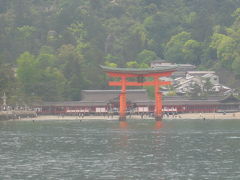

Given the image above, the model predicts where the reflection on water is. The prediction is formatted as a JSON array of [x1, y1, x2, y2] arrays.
[[118, 121, 129, 148], [119, 121, 128, 129], [1, 119, 240, 179], [155, 121, 164, 129]]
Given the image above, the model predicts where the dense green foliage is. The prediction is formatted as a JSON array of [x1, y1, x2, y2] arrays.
[[1, 0, 240, 103]]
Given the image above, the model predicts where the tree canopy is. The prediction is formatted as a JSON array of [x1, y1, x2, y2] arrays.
[[0, 0, 240, 103]]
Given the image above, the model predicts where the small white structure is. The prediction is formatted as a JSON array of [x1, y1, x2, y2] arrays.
[[201, 73, 219, 85], [137, 106, 149, 113], [212, 85, 232, 94], [186, 71, 215, 76], [175, 77, 202, 94], [186, 71, 219, 85]]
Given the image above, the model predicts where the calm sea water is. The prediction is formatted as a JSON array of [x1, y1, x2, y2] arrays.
[[1, 119, 240, 179]]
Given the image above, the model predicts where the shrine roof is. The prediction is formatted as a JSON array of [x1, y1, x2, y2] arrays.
[[100, 65, 177, 75]]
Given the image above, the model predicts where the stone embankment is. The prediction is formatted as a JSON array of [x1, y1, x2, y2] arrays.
[[0, 111, 37, 120]]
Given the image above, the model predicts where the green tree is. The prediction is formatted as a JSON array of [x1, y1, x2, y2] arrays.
[[104, 54, 120, 65], [16, 52, 39, 95], [34, 67, 66, 101], [143, 10, 185, 56], [67, 22, 88, 50], [232, 56, 240, 76], [164, 31, 192, 63], [0, 63, 16, 96], [210, 33, 236, 69], [126, 61, 139, 68], [136, 49, 157, 64], [126, 61, 149, 68], [17, 52, 66, 101], [104, 61, 118, 68], [58, 44, 87, 100], [182, 39, 202, 65]]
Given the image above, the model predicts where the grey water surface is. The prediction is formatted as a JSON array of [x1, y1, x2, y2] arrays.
[[1, 119, 240, 179]]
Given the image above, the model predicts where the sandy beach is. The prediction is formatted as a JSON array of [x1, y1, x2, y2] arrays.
[[168, 112, 240, 120], [8, 112, 240, 121]]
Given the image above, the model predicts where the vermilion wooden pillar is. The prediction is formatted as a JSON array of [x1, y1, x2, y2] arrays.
[[119, 76, 127, 121], [154, 76, 163, 121]]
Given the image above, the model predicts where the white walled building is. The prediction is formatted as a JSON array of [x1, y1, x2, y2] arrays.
[[150, 60, 232, 96]]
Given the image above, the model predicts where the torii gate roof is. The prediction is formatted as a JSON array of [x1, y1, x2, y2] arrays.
[[100, 65, 178, 75]]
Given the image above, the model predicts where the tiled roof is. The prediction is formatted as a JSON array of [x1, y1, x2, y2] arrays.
[[37, 90, 240, 107], [100, 65, 177, 75], [81, 89, 149, 102]]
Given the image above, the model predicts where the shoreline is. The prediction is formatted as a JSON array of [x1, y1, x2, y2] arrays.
[[5, 112, 240, 122]]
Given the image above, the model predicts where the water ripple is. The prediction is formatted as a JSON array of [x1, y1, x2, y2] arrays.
[[1, 120, 240, 179]]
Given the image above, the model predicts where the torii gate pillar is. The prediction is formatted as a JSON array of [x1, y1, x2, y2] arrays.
[[154, 76, 163, 121], [119, 76, 127, 121]]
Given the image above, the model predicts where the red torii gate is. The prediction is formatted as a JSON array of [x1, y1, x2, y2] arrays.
[[100, 65, 177, 121]]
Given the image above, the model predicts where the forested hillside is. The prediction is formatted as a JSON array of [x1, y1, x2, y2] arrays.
[[1, 0, 240, 104]]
